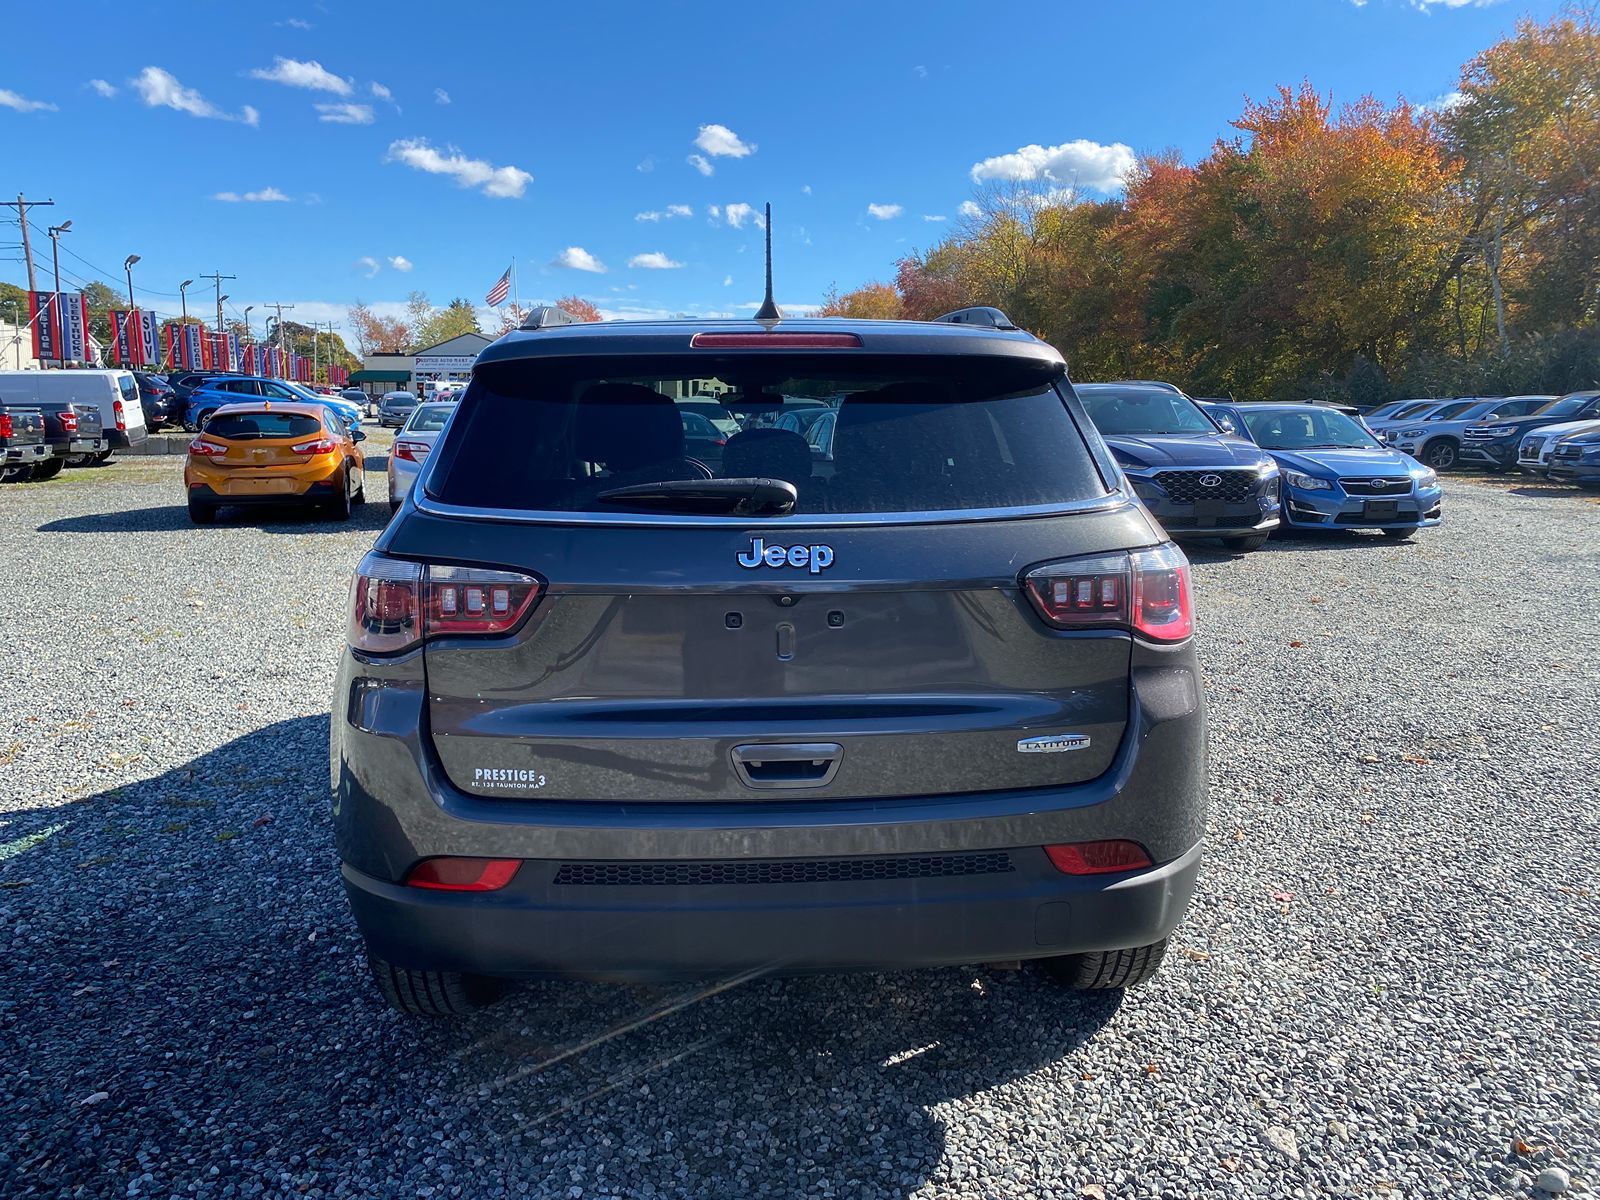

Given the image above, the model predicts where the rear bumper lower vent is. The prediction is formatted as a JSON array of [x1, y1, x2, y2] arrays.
[[553, 852, 1016, 887]]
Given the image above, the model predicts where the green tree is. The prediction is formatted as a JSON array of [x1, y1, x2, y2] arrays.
[[415, 297, 480, 348]]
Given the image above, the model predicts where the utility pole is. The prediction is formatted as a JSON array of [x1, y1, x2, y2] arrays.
[[268, 303, 295, 378], [199, 270, 235, 332], [10, 194, 54, 292]]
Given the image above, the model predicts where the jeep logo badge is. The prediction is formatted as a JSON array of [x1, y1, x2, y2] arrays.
[[738, 537, 835, 574], [1198, 474, 1223, 488]]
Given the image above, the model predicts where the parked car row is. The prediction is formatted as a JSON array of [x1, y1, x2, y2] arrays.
[[0, 369, 143, 482]]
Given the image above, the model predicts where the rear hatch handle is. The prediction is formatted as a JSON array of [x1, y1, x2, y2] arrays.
[[731, 743, 842, 790]]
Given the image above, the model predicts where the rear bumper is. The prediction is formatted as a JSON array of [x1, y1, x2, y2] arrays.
[[344, 841, 1202, 979], [388, 454, 421, 501], [4, 443, 49, 465], [108, 428, 148, 449]]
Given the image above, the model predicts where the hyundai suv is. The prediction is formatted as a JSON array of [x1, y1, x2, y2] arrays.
[[1074, 382, 1280, 552], [330, 309, 1208, 1015]]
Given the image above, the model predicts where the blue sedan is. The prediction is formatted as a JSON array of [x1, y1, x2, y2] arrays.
[[1204, 403, 1442, 539], [185, 377, 363, 433]]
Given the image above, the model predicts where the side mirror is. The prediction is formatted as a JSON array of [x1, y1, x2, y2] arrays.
[[353, 429, 367, 442], [1216, 416, 1238, 434]]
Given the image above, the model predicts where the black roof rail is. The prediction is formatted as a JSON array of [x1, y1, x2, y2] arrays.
[[931, 306, 1018, 331], [519, 305, 585, 331]]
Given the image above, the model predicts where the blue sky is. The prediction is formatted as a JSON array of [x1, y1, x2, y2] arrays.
[[0, 0, 1566, 338]]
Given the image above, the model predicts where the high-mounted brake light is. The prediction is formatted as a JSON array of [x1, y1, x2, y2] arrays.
[[188, 437, 228, 458], [689, 332, 862, 350], [348, 553, 543, 653], [405, 857, 521, 891], [1045, 840, 1154, 875], [1023, 543, 1193, 642], [394, 439, 430, 462], [112, 399, 127, 432], [292, 437, 338, 456]]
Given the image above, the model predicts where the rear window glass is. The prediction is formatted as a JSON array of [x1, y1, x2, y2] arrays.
[[204, 412, 323, 439], [428, 355, 1105, 516], [1076, 386, 1216, 436], [407, 405, 454, 432]]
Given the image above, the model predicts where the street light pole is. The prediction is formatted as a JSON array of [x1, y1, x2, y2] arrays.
[[123, 254, 140, 367], [47, 221, 72, 369], [179, 279, 193, 324]]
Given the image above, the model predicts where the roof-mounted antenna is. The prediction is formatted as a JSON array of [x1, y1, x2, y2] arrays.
[[753, 202, 781, 323]]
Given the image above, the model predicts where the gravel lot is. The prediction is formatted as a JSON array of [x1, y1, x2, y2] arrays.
[[2, 455, 1597, 1200]]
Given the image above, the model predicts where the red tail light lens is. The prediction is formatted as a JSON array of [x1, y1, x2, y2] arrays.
[[690, 332, 863, 349], [1045, 840, 1154, 875], [347, 553, 544, 653], [0, 414, 13, 439], [394, 440, 430, 462], [113, 399, 127, 431], [187, 438, 228, 458], [1023, 543, 1193, 642], [292, 437, 338, 456], [405, 857, 521, 891], [60, 410, 79, 434]]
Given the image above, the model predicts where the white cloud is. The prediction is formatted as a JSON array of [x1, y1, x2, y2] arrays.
[[636, 204, 694, 222], [694, 122, 755, 158], [629, 252, 684, 270], [552, 247, 606, 273], [667, 203, 694, 218], [922, 214, 947, 222], [214, 187, 292, 202], [356, 256, 381, 278], [316, 102, 374, 125], [687, 153, 713, 176], [969, 138, 1136, 191], [636, 157, 655, 173], [384, 137, 532, 198], [723, 275, 733, 286], [707, 204, 721, 221], [1422, 89, 1467, 113], [959, 200, 982, 219], [87, 79, 117, 98], [388, 255, 413, 272], [279, 16, 313, 28], [0, 89, 57, 113], [724, 202, 765, 229], [867, 203, 904, 220], [131, 67, 257, 124], [914, 65, 929, 79], [433, 88, 450, 105], [249, 57, 352, 95], [801, 184, 812, 195], [370, 81, 393, 101]]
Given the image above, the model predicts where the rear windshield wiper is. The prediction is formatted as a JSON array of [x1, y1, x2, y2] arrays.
[[595, 476, 797, 516]]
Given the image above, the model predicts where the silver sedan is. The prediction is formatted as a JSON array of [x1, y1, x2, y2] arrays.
[[387, 402, 456, 513]]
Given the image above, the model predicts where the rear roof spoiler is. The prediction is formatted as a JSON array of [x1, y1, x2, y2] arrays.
[[519, 305, 585, 331], [931, 306, 1018, 331]]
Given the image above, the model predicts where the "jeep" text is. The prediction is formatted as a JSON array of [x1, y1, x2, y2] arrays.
[[737, 538, 835, 574]]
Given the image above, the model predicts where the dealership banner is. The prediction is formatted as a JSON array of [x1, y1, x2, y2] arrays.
[[109, 309, 134, 364], [139, 311, 159, 367], [240, 341, 256, 374], [108, 309, 155, 366], [30, 290, 91, 363]]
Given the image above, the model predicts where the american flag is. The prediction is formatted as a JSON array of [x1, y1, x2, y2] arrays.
[[485, 265, 511, 307]]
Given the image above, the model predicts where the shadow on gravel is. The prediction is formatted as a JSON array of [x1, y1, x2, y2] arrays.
[[36, 501, 392, 536], [0, 716, 1124, 1198]]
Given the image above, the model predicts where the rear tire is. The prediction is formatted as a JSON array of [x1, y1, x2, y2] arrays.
[[187, 499, 217, 525], [367, 952, 505, 1016], [93, 450, 114, 464], [1381, 526, 1418, 540], [326, 468, 353, 520], [1040, 938, 1169, 990], [1221, 533, 1269, 552], [32, 457, 66, 481]]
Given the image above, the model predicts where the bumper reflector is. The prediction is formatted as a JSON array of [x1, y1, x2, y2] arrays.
[[1044, 840, 1154, 875], [405, 857, 521, 891]]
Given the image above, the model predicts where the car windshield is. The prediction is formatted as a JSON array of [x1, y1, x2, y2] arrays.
[[1429, 400, 1478, 420], [1075, 386, 1216, 435], [203, 411, 323, 439], [406, 405, 454, 432], [1533, 394, 1594, 418], [428, 355, 1105, 516], [1241, 407, 1379, 450]]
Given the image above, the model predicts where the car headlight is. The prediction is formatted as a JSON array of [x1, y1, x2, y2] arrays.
[[1399, 428, 1427, 438], [1284, 471, 1332, 491], [1414, 467, 1439, 488], [1475, 426, 1515, 437]]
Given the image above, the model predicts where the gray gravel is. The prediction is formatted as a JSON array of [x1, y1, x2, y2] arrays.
[[2, 459, 1597, 1199]]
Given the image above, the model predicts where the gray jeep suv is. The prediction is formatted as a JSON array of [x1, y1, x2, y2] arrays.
[[331, 310, 1208, 1015]]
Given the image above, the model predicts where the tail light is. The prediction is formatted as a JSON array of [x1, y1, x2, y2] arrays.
[[60, 410, 79, 435], [394, 440, 430, 462], [113, 399, 126, 432], [1023, 543, 1193, 642], [292, 437, 338, 456], [1045, 840, 1154, 875], [188, 438, 228, 458], [0, 414, 13, 439], [690, 331, 863, 349], [348, 553, 543, 653], [405, 857, 521, 891]]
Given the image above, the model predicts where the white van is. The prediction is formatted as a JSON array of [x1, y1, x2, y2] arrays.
[[0, 369, 148, 458]]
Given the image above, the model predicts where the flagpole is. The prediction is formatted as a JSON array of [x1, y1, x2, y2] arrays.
[[512, 257, 520, 310]]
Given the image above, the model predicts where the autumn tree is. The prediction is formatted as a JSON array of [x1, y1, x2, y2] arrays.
[[555, 294, 603, 323], [816, 282, 902, 319], [414, 297, 481, 348], [346, 300, 411, 356]]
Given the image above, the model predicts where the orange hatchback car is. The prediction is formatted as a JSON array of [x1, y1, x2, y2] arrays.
[[184, 401, 367, 524]]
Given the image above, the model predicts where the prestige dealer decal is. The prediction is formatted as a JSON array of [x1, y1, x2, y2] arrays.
[[473, 767, 548, 790]]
